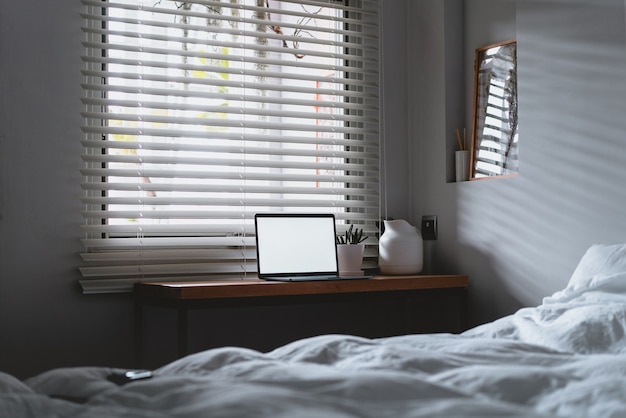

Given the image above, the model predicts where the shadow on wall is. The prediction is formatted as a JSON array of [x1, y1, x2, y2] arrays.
[[458, 243, 525, 327], [456, 0, 626, 325]]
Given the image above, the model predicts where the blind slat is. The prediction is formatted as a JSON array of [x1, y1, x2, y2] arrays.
[[81, 183, 377, 196], [81, 98, 374, 123], [79, 262, 257, 278], [80, 109, 375, 127], [80, 168, 379, 183], [80, 127, 379, 145], [82, 0, 380, 16], [82, 236, 254, 247], [81, 139, 378, 155], [81, 154, 377, 171], [80, 76, 376, 100], [81, 80, 377, 102]]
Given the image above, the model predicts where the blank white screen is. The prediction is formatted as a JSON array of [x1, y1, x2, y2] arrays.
[[256, 216, 338, 275]]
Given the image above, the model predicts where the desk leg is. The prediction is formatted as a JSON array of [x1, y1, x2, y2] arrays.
[[177, 305, 188, 358], [134, 297, 143, 368], [403, 294, 412, 334], [461, 288, 470, 332]]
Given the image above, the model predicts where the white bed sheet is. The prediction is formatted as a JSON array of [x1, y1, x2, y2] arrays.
[[5, 243, 626, 417]]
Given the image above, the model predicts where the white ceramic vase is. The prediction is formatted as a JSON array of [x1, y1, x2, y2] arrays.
[[337, 244, 365, 275], [378, 219, 423, 275]]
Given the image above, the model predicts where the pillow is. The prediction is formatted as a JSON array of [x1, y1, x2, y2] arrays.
[[568, 244, 626, 288], [545, 244, 626, 304]]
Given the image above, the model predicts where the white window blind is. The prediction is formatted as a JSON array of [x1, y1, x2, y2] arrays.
[[79, 0, 381, 294]]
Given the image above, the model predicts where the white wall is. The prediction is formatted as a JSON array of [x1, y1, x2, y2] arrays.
[[0, 0, 409, 378], [410, 0, 626, 325]]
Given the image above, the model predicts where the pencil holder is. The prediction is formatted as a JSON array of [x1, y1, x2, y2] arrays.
[[455, 150, 470, 182]]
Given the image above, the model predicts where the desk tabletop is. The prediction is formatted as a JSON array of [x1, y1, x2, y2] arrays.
[[135, 275, 468, 300]]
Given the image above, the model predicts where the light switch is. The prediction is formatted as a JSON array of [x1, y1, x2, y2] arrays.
[[421, 215, 437, 240]]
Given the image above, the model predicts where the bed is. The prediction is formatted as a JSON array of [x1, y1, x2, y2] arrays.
[[5, 243, 626, 417]]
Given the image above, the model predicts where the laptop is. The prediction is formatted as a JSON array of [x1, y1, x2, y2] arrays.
[[254, 213, 373, 282]]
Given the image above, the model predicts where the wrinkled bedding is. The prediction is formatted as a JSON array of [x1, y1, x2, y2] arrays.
[[5, 243, 626, 417]]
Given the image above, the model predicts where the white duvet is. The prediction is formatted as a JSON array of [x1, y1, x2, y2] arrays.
[[5, 243, 626, 417]]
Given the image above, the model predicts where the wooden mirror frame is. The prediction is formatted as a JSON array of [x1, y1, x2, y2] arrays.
[[470, 40, 518, 180]]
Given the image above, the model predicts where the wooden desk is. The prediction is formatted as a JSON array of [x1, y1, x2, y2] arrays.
[[134, 275, 468, 366]]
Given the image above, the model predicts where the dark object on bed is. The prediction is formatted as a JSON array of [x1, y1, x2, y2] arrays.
[[107, 369, 153, 385]]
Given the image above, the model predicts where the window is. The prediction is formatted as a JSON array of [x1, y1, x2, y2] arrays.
[[79, 0, 381, 293], [471, 40, 518, 179]]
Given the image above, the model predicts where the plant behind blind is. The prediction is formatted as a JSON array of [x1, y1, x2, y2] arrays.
[[79, 0, 381, 293]]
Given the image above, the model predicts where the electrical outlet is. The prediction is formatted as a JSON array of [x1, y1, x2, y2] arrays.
[[421, 215, 437, 240]]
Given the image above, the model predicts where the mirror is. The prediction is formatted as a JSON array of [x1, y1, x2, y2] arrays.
[[470, 40, 518, 179]]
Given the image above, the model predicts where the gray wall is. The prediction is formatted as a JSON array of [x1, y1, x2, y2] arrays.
[[410, 0, 626, 325], [0, 1, 135, 378]]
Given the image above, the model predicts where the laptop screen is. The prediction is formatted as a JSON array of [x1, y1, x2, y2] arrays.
[[255, 213, 338, 278]]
